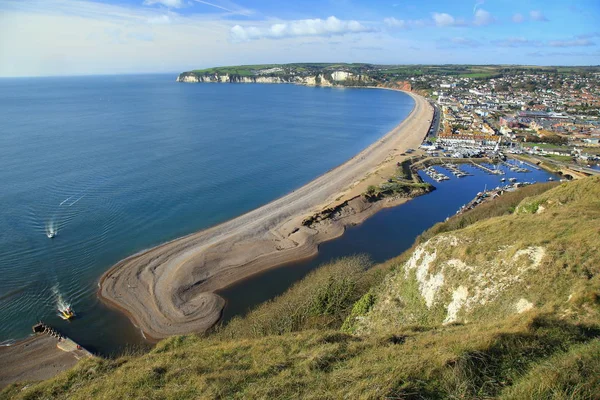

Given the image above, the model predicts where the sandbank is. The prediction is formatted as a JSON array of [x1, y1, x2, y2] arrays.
[[98, 91, 433, 339]]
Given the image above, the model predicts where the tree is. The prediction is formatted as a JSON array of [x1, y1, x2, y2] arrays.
[[365, 185, 378, 197]]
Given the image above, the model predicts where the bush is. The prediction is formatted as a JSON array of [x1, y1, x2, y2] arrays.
[[215, 255, 380, 339]]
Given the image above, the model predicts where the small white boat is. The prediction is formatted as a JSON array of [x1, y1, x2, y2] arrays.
[[47, 231, 56, 239]]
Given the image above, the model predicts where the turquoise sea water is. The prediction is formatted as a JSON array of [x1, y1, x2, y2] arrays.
[[0, 75, 414, 353]]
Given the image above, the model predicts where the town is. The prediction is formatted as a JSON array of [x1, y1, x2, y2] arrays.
[[412, 67, 600, 179]]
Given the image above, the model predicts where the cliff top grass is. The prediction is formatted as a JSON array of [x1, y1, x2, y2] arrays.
[[4, 177, 599, 399], [189, 63, 370, 77]]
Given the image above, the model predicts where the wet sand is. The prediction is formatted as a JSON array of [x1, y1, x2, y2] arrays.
[[99, 91, 433, 339]]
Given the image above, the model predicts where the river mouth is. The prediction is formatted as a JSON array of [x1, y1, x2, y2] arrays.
[[216, 163, 557, 324]]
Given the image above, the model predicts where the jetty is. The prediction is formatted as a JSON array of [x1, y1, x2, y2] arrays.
[[32, 322, 94, 359], [470, 161, 504, 175], [440, 163, 470, 178], [454, 182, 534, 216], [500, 160, 529, 173], [423, 166, 449, 182]]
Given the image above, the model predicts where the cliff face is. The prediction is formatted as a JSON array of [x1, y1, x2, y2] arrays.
[[176, 74, 295, 84], [176, 70, 374, 87]]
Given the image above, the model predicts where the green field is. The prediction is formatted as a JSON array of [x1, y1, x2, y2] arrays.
[[543, 154, 574, 162]]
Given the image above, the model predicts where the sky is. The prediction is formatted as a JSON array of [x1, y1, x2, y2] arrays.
[[0, 0, 599, 77]]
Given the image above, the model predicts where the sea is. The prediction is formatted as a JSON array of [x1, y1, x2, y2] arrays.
[[0, 75, 557, 355], [0, 74, 413, 353]]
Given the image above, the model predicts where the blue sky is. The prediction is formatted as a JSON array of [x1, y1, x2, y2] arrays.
[[0, 0, 598, 76]]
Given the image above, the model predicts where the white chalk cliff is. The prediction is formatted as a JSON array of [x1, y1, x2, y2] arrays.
[[176, 71, 373, 87]]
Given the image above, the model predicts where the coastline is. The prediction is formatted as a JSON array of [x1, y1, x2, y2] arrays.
[[0, 332, 90, 388], [98, 90, 434, 340]]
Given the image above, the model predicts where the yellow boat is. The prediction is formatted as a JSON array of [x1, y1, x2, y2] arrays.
[[59, 307, 75, 320]]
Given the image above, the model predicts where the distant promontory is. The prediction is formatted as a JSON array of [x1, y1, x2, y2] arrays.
[[176, 63, 412, 90]]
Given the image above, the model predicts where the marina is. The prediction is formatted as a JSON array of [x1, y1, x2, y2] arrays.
[[454, 182, 535, 216], [440, 163, 470, 178], [500, 160, 530, 173], [422, 166, 450, 182], [470, 161, 504, 175]]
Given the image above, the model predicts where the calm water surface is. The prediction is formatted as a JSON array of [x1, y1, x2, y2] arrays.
[[0, 75, 414, 354]]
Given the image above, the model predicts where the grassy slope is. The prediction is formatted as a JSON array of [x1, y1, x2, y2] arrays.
[[3, 178, 600, 399], [346, 177, 600, 336]]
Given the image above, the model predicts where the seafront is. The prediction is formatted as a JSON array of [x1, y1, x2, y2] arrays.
[[99, 91, 434, 339]]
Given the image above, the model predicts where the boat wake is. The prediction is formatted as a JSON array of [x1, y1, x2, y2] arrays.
[[44, 192, 88, 238], [45, 220, 58, 239], [53, 285, 74, 319]]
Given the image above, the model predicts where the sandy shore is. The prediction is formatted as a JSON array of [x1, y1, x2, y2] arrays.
[[0, 335, 81, 388], [99, 91, 433, 339]]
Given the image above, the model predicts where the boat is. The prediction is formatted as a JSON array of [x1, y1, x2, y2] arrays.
[[59, 306, 75, 320], [509, 177, 517, 183], [47, 230, 57, 239], [548, 177, 554, 181], [500, 177, 506, 182]]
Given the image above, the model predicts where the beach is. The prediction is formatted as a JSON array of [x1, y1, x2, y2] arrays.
[[0, 333, 90, 388], [99, 90, 433, 339]]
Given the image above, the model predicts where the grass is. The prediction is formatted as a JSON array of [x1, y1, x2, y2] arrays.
[[522, 142, 570, 150], [417, 181, 559, 243], [191, 64, 282, 76], [500, 339, 600, 399], [461, 72, 495, 79], [213, 255, 386, 339], [543, 154, 574, 162], [6, 314, 599, 399], [363, 162, 433, 201], [3, 177, 600, 399]]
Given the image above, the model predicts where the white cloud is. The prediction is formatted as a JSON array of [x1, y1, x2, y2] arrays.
[[432, 12, 466, 27], [512, 13, 524, 23], [473, 9, 494, 26], [549, 39, 594, 47], [432, 12, 455, 27], [230, 16, 371, 42], [529, 10, 548, 22], [384, 17, 406, 29], [383, 17, 428, 29], [143, 0, 184, 8]]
